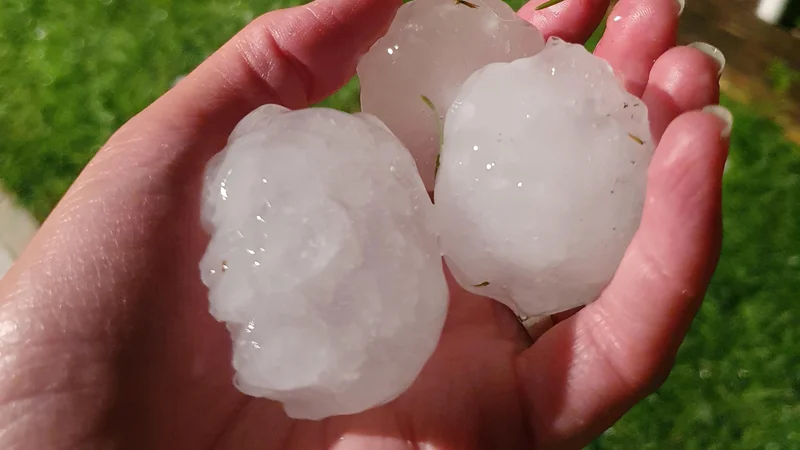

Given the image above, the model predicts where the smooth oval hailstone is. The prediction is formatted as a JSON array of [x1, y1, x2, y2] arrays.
[[200, 105, 448, 420], [435, 38, 655, 316], [358, 0, 545, 190]]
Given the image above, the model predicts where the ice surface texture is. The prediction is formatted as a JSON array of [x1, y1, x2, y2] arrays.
[[435, 39, 655, 316], [358, 0, 545, 190], [200, 105, 449, 420]]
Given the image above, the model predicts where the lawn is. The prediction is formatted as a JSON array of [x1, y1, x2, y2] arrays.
[[1, 0, 799, 447]]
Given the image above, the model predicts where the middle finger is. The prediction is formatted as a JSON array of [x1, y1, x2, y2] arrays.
[[593, 0, 683, 96]]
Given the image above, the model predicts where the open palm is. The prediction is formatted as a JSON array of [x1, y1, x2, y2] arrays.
[[0, 0, 730, 448]]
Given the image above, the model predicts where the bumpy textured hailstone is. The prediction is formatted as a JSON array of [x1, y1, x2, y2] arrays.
[[435, 38, 655, 316], [358, 0, 545, 190], [200, 105, 448, 420]]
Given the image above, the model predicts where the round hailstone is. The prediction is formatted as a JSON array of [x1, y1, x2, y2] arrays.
[[358, 0, 545, 191], [200, 105, 448, 420], [434, 38, 655, 316]]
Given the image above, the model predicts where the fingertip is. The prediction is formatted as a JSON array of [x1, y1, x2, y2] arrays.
[[660, 109, 731, 150], [687, 42, 726, 77], [701, 105, 734, 139], [649, 46, 723, 94], [651, 109, 730, 183], [642, 45, 723, 139]]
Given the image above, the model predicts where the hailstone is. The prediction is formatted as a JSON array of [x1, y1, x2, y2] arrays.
[[200, 105, 448, 420], [435, 38, 655, 316], [358, 0, 545, 190]]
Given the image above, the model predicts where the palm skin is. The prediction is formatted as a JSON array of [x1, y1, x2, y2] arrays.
[[0, 0, 730, 448]]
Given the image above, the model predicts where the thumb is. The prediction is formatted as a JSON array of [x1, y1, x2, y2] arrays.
[[124, 0, 401, 147]]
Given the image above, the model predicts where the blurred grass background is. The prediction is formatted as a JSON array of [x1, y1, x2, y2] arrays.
[[1, 0, 799, 447]]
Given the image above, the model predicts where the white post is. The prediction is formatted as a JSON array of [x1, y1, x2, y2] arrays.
[[756, 0, 790, 24]]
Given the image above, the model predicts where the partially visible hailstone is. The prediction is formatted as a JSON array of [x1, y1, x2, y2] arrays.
[[200, 105, 448, 420], [358, 0, 545, 190], [434, 38, 655, 316]]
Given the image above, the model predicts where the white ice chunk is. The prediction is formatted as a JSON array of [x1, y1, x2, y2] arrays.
[[200, 105, 448, 420], [435, 39, 655, 316], [358, 0, 545, 190]]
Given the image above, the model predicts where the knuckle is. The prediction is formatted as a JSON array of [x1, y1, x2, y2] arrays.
[[233, 13, 315, 108]]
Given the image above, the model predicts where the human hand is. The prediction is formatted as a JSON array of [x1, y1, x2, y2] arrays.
[[0, 0, 730, 448]]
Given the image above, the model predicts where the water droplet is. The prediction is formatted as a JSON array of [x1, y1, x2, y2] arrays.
[[472, 145, 479, 151], [485, 162, 496, 170], [699, 368, 711, 380], [517, 182, 523, 187], [34, 27, 47, 40], [153, 9, 168, 21], [389, 164, 396, 172], [387, 48, 394, 55], [246, 249, 255, 255], [261, 178, 267, 184], [256, 215, 264, 222], [613, 15, 622, 22], [551, 67, 556, 76]]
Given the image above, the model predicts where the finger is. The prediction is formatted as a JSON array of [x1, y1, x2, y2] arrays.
[[643, 43, 725, 141], [516, 108, 732, 448], [594, 0, 683, 96], [517, 0, 611, 44]]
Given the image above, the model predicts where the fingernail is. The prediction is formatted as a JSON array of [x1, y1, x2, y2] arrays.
[[702, 105, 734, 139], [688, 42, 726, 77], [676, 0, 685, 15]]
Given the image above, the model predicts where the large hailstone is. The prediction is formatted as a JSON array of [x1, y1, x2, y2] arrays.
[[200, 105, 448, 420], [435, 38, 655, 316], [358, 0, 545, 190]]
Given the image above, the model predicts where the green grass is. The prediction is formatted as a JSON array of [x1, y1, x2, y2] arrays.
[[1, 1, 800, 447]]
